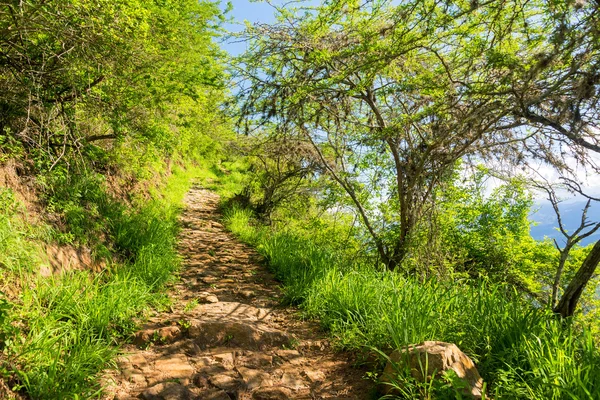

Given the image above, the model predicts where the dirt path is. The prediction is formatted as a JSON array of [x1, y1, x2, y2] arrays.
[[104, 188, 374, 400]]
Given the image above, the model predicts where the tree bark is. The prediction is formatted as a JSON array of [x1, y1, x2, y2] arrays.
[[553, 239, 600, 318]]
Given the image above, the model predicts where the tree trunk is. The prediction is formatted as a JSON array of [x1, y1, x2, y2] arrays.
[[553, 239, 600, 318], [551, 248, 571, 308]]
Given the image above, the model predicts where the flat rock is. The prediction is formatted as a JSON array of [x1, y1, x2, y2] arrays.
[[303, 369, 326, 383], [141, 382, 193, 400], [192, 356, 213, 368], [238, 367, 273, 389], [209, 374, 242, 391], [280, 372, 308, 390], [275, 349, 303, 364], [213, 352, 235, 369], [154, 354, 195, 379], [125, 353, 149, 369], [275, 350, 300, 359], [200, 302, 271, 321], [203, 389, 232, 400], [252, 387, 292, 400], [243, 353, 273, 368], [198, 292, 219, 304], [122, 368, 146, 385], [189, 321, 291, 349]]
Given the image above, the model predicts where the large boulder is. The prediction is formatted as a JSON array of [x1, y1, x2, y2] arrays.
[[380, 341, 484, 399]]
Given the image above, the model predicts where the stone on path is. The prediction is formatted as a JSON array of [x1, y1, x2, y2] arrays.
[[242, 353, 273, 369], [280, 372, 308, 390], [197, 291, 219, 304], [237, 366, 273, 389], [303, 369, 326, 383], [203, 389, 232, 400], [200, 302, 271, 321], [213, 352, 235, 369], [209, 374, 242, 392], [153, 354, 195, 380], [251, 387, 292, 400], [380, 341, 484, 399], [141, 382, 193, 400], [189, 320, 292, 350]]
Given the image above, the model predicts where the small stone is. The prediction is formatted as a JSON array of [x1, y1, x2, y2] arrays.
[[238, 290, 255, 299], [114, 390, 133, 400], [127, 353, 149, 369], [198, 364, 228, 375], [194, 373, 210, 388], [275, 349, 303, 364], [276, 350, 300, 359], [243, 353, 273, 368], [280, 372, 308, 390], [211, 221, 224, 229], [154, 354, 195, 379], [303, 369, 326, 383], [213, 352, 235, 369], [237, 367, 273, 389], [252, 387, 292, 400], [198, 292, 219, 304], [141, 382, 193, 400], [209, 374, 242, 391], [203, 389, 232, 400], [192, 356, 213, 368], [122, 368, 146, 385], [133, 330, 154, 346], [157, 326, 181, 342]]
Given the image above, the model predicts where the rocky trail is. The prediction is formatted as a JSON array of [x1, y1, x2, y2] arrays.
[[104, 188, 374, 400]]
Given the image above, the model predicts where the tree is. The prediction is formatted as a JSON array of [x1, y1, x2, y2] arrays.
[[236, 0, 558, 271], [0, 0, 226, 168], [530, 182, 600, 310], [507, 0, 600, 318], [235, 131, 322, 222]]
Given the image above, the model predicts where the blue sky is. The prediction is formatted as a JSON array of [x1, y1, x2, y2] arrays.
[[220, 0, 321, 55]]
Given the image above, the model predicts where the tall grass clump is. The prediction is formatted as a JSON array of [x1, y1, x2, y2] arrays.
[[0, 165, 201, 399], [0, 189, 38, 274], [224, 206, 600, 399]]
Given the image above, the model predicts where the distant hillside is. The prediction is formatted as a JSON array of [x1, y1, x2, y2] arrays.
[[530, 199, 600, 246]]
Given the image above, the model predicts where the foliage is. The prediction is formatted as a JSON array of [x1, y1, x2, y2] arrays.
[[0, 0, 227, 169], [235, 0, 600, 271], [224, 200, 600, 399], [234, 132, 322, 222], [0, 189, 39, 274], [435, 171, 549, 287]]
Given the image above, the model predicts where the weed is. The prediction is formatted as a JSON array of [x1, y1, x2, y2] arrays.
[[183, 299, 198, 313], [178, 319, 192, 330]]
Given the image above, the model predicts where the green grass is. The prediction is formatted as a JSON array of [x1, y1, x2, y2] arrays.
[[0, 189, 39, 275], [223, 205, 600, 400], [0, 163, 204, 399]]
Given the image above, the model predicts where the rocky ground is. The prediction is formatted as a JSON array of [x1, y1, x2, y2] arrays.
[[103, 188, 374, 400]]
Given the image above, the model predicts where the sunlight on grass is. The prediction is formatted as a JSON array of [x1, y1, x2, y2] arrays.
[[224, 205, 600, 400]]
